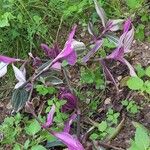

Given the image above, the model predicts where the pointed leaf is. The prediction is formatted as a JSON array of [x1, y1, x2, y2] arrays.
[[52, 25, 77, 66], [11, 88, 29, 112], [93, 0, 107, 27], [0, 55, 19, 63], [107, 19, 124, 31], [12, 64, 26, 89], [124, 28, 134, 53], [0, 62, 8, 77], [82, 40, 103, 62], [101, 60, 118, 90], [52, 131, 84, 150], [122, 58, 137, 76], [42, 105, 55, 128], [64, 113, 77, 133], [88, 21, 95, 36]]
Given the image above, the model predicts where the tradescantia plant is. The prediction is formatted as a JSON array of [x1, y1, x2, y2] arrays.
[[0, 0, 138, 149], [25, 102, 84, 150], [82, 0, 136, 89], [0, 25, 80, 112]]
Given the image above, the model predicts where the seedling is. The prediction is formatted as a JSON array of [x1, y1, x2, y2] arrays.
[[121, 99, 140, 114], [106, 108, 120, 125]]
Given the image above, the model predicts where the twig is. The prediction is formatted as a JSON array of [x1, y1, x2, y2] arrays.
[[55, 16, 63, 43], [76, 109, 81, 139], [93, 141, 124, 150], [27, 83, 34, 102], [62, 68, 73, 93], [105, 115, 125, 142], [82, 126, 95, 144]]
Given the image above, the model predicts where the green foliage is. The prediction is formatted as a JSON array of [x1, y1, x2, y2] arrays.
[[0, 113, 51, 149], [0, 113, 22, 145], [129, 123, 150, 150], [46, 97, 68, 124], [145, 67, 150, 77], [127, 66, 150, 95], [25, 119, 41, 136], [0, 0, 93, 59], [31, 145, 47, 150], [135, 24, 145, 41], [136, 64, 145, 78], [127, 77, 144, 90], [90, 108, 120, 140], [121, 99, 140, 114], [35, 84, 56, 96], [126, 0, 144, 9], [106, 108, 120, 125], [80, 67, 105, 89]]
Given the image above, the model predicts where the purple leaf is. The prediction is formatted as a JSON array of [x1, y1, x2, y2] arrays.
[[82, 39, 103, 63], [51, 62, 61, 70], [64, 113, 77, 133], [93, 0, 107, 27], [29, 52, 42, 68], [105, 19, 136, 76], [52, 131, 84, 150], [52, 25, 77, 66], [107, 19, 124, 31], [0, 55, 19, 63], [88, 21, 95, 36], [124, 27, 134, 53], [123, 19, 132, 33], [58, 88, 77, 112], [41, 44, 60, 59], [106, 47, 124, 61], [122, 58, 137, 76], [100, 60, 118, 90], [42, 104, 55, 128], [0, 62, 8, 78]]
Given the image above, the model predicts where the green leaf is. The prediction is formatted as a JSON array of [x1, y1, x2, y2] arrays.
[[31, 145, 47, 150], [90, 133, 99, 140], [134, 126, 150, 150], [0, 12, 15, 28], [25, 119, 41, 136], [127, 77, 144, 90], [144, 81, 150, 94], [13, 143, 21, 150], [98, 121, 107, 132], [145, 66, 150, 77], [103, 38, 116, 48], [126, 0, 142, 9], [136, 24, 145, 41], [36, 85, 49, 96], [24, 139, 30, 149], [136, 64, 145, 77], [121, 100, 129, 106], [11, 88, 29, 112]]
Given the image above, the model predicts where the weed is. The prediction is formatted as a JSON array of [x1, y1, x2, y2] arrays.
[[121, 99, 140, 114]]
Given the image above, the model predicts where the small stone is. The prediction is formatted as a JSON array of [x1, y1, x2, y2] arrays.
[[104, 98, 111, 105], [145, 46, 149, 50], [86, 98, 91, 104], [117, 76, 122, 81], [133, 40, 136, 44], [80, 32, 85, 37]]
